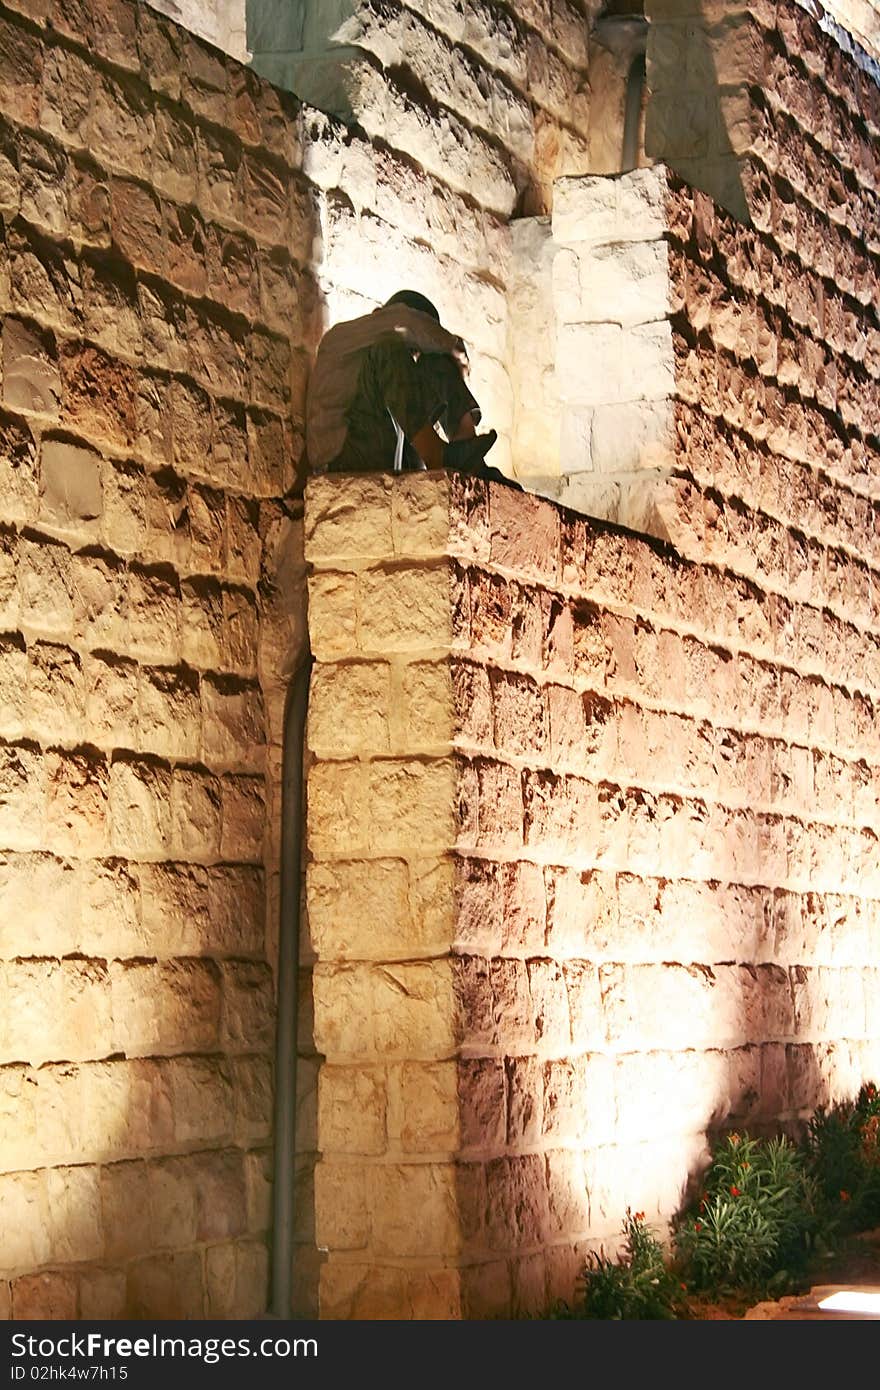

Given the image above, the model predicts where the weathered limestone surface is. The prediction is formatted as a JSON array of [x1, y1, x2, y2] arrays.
[[0, 0, 313, 1320], [148, 0, 250, 63], [645, 0, 880, 223], [248, 0, 602, 217], [508, 166, 678, 506], [4, 0, 880, 1326], [307, 468, 880, 1319]]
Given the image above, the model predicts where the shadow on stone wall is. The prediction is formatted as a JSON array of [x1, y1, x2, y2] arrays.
[[644, 0, 751, 223], [0, 0, 325, 1322], [452, 960, 842, 1318]]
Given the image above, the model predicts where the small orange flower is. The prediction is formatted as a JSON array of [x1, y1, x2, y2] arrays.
[[729, 1132, 740, 1145], [740, 1161, 750, 1170], [634, 1211, 645, 1222], [729, 1185, 741, 1197], [694, 1220, 703, 1231], [840, 1189, 851, 1202]]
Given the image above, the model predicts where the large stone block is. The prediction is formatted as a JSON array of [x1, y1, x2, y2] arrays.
[[554, 167, 671, 246], [314, 1157, 370, 1251], [392, 1059, 459, 1153], [308, 857, 423, 960], [11, 1271, 77, 1320], [126, 1250, 204, 1319], [307, 571, 358, 661], [318, 1260, 461, 1319], [559, 238, 671, 328], [367, 1161, 459, 1258], [0, 1170, 50, 1271], [0, 637, 28, 742], [307, 660, 391, 757], [2, 321, 61, 422], [319, 1065, 386, 1155], [305, 475, 393, 562], [357, 563, 454, 654]]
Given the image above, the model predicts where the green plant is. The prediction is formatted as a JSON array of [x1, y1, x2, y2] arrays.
[[548, 1083, 880, 1320], [674, 1132, 822, 1293], [805, 1082, 880, 1232], [572, 1209, 682, 1320]]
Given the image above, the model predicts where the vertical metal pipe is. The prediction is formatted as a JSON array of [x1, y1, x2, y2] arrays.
[[270, 654, 313, 1319], [622, 51, 647, 173]]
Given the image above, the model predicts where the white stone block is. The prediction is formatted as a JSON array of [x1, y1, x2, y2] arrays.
[[512, 408, 562, 479], [467, 355, 513, 435], [552, 173, 619, 244], [556, 322, 623, 405], [618, 320, 676, 402], [550, 246, 580, 309], [556, 471, 621, 522], [553, 166, 670, 245], [557, 239, 670, 327], [590, 399, 675, 474], [558, 408, 593, 474], [615, 165, 672, 242], [508, 214, 560, 482]]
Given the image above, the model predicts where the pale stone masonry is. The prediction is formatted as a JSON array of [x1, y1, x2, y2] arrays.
[[306, 468, 880, 1319], [305, 0, 880, 1316], [0, 0, 314, 1319], [3, 0, 880, 1325]]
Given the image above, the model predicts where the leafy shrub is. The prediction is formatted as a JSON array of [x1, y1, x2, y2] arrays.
[[805, 1082, 880, 1232], [673, 1132, 823, 1292], [572, 1209, 682, 1320], [557, 1081, 880, 1318]]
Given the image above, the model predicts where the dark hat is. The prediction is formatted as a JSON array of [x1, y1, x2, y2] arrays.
[[384, 289, 440, 321]]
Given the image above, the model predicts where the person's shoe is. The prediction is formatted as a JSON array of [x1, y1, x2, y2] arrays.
[[442, 430, 497, 472]]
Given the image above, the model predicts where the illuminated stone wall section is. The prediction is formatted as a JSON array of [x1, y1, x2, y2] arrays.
[[304, 473, 464, 1319], [511, 0, 880, 520], [507, 166, 676, 511], [643, 0, 880, 223], [0, 0, 314, 1318], [146, 0, 250, 63], [247, 0, 602, 217], [306, 469, 880, 1320]]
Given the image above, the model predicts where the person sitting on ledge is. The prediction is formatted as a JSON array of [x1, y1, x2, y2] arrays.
[[305, 288, 512, 483]]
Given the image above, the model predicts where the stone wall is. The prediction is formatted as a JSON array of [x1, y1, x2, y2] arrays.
[[0, 0, 314, 1318], [3, 0, 880, 1326], [147, 1, 250, 64], [247, 0, 603, 217], [644, 0, 880, 223], [305, 0, 880, 1317], [305, 466, 880, 1319], [509, 0, 880, 510]]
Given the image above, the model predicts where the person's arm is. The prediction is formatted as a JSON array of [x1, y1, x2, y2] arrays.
[[314, 305, 468, 384], [371, 304, 465, 357]]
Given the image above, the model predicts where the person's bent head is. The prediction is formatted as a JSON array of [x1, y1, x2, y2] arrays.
[[384, 289, 440, 321]]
